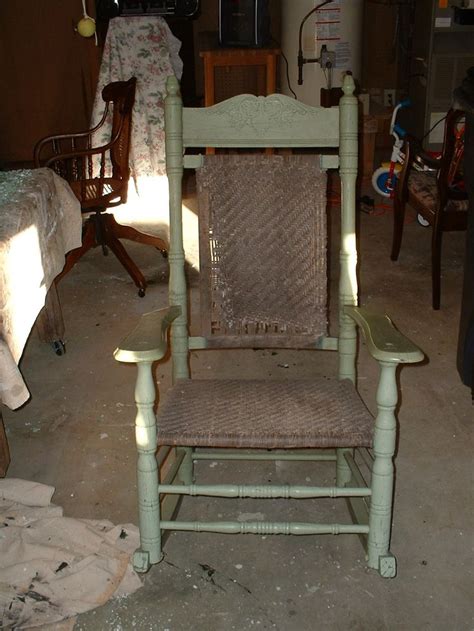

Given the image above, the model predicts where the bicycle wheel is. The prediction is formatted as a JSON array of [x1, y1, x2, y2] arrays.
[[372, 167, 398, 198]]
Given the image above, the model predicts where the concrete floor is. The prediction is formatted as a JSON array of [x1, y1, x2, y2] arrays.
[[3, 192, 473, 630]]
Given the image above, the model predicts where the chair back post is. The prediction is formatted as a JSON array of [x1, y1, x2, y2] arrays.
[[437, 108, 464, 206], [165, 76, 190, 382], [105, 78, 136, 193], [338, 73, 359, 383]]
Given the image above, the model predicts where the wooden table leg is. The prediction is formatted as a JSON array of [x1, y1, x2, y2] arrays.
[[36, 281, 66, 354], [0, 411, 11, 477]]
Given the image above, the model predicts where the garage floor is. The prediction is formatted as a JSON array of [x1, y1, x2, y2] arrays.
[[2, 191, 472, 630]]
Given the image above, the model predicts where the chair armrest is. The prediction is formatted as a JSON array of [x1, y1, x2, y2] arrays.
[[344, 306, 424, 364], [34, 107, 110, 166], [42, 142, 117, 168], [415, 153, 440, 170], [408, 137, 441, 171], [40, 138, 127, 182], [35, 134, 98, 168], [398, 135, 440, 177], [114, 306, 181, 363]]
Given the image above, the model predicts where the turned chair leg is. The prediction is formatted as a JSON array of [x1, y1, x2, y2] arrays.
[[106, 230, 147, 296], [336, 448, 353, 486], [431, 216, 443, 310], [367, 362, 398, 578], [56, 211, 166, 295], [107, 214, 168, 256], [179, 447, 194, 484], [391, 196, 406, 261], [133, 361, 163, 572], [55, 219, 96, 283]]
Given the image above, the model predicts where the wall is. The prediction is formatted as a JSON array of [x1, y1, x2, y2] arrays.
[[0, 0, 101, 164], [280, 0, 363, 106], [361, 0, 400, 97]]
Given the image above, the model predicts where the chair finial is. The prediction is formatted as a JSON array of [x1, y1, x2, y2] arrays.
[[342, 73, 356, 96], [166, 75, 180, 96]]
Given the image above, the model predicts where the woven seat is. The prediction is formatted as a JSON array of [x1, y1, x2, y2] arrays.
[[157, 378, 373, 449], [408, 171, 469, 215], [114, 75, 423, 578]]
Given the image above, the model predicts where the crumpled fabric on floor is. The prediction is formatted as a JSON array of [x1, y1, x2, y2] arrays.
[[0, 478, 142, 629]]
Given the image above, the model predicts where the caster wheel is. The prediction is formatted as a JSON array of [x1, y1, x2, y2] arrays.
[[52, 340, 66, 356], [417, 213, 430, 227], [138, 288, 146, 297]]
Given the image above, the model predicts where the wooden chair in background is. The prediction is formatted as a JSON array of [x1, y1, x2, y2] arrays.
[[35, 78, 167, 297], [391, 108, 468, 309]]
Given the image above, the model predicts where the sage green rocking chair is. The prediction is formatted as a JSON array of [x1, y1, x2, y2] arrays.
[[115, 74, 424, 578]]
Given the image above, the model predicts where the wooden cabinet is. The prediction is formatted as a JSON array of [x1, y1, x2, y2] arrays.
[[200, 48, 280, 107]]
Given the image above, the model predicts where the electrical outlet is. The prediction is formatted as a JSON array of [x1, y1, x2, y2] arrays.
[[384, 89, 396, 108]]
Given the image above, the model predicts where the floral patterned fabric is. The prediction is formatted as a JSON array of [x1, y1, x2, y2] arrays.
[[89, 16, 183, 247], [92, 16, 183, 182]]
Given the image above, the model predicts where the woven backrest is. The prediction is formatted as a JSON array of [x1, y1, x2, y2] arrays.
[[196, 154, 328, 348], [103, 78, 136, 183]]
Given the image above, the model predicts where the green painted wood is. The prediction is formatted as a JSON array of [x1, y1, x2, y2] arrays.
[[188, 335, 338, 351], [178, 447, 194, 485], [158, 484, 371, 499], [182, 96, 340, 149], [114, 306, 181, 363], [160, 493, 182, 525], [133, 361, 162, 568], [112, 73, 425, 578], [367, 362, 399, 577], [346, 497, 370, 530], [184, 153, 340, 170], [338, 75, 359, 385], [360, 447, 374, 466], [157, 445, 172, 467], [341, 456, 370, 539], [159, 450, 185, 523], [166, 77, 190, 383], [336, 448, 353, 487], [344, 452, 369, 490], [160, 521, 370, 535], [193, 451, 337, 462], [320, 154, 339, 169], [161, 447, 186, 486], [345, 306, 424, 364]]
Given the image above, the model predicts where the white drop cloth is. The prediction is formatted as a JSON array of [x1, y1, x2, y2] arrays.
[[0, 478, 142, 629]]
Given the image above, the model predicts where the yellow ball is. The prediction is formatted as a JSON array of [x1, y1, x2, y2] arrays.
[[77, 17, 96, 38]]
